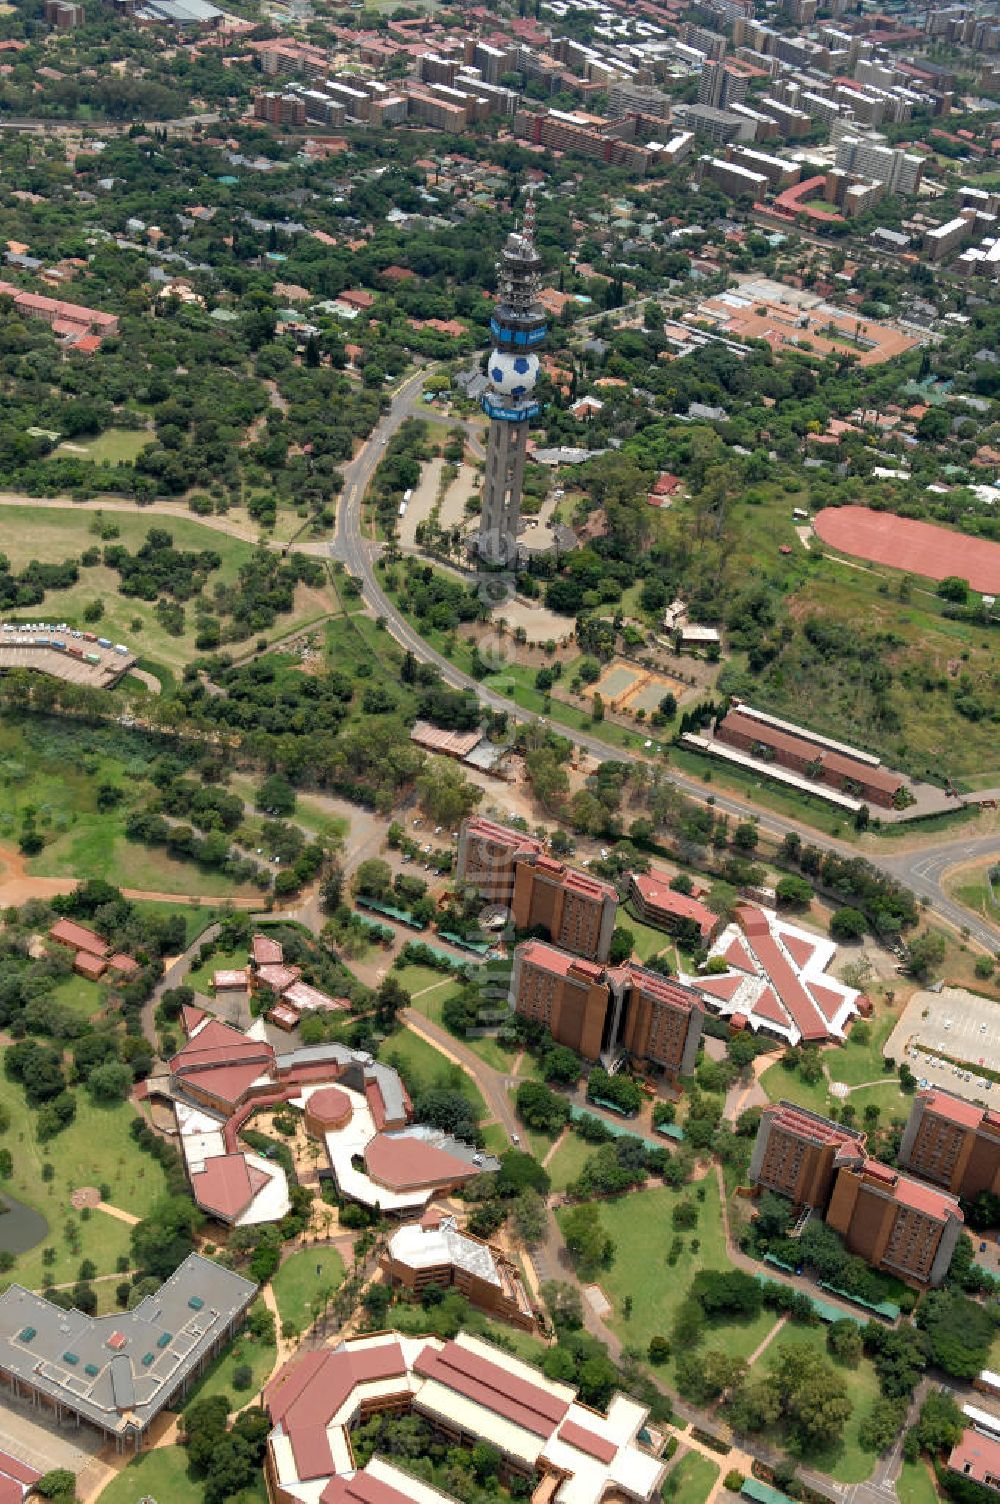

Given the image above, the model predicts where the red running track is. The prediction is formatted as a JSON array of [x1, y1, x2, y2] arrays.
[[814, 505, 1000, 594]]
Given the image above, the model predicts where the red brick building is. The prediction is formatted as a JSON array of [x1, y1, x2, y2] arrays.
[[716, 704, 905, 808], [899, 1088, 1000, 1202]]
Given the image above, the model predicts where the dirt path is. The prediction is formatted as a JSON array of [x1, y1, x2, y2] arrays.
[[0, 491, 267, 544], [542, 1126, 569, 1170], [96, 1200, 139, 1226], [0, 840, 264, 910]]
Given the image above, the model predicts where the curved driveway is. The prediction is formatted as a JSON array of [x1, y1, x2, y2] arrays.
[[333, 370, 1000, 952]]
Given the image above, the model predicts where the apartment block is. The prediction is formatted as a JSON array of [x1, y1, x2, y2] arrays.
[[899, 1089, 1000, 1202], [253, 90, 306, 126], [513, 108, 651, 171], [749, 1103, 963, 1286], [750, 1102, 865, 1208], [729, 145, 800, 190], [834, 132, 923, 195], [675, 103, 752, 144], [608, 80, 671, 121], [456, 817, 544, 908], [45, 0, 84, 24], [512, 856, 617, 964], [698, 59, 750, 111], [924, 212, 976, 261], [509, 940, 704, 1072], [682, 22, 727, 60], [700, 155, 768, 198], [826, 1158, 962, 1287]]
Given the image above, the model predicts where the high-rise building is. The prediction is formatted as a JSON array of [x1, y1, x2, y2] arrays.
[[749, 1101, 964, 1286], [834, 131, 924, 196], [899, 1088, 1000, 1202], [749, 1101, 866, 1209], [509, 940, 704, 1070], [455, 817, 617, 963], [698, 59, 750, 111], [476, 201, 546, 568]]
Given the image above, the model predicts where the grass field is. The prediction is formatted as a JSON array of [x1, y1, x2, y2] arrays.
[[0, 1072, 168, 1290], [948, 862, 1000, 924], [397, 966, 517, 1073], [562, 1173, 776, 1375], [0, 716, 259, 900], [545, 1131, 593, 1192], [46, 970, 106, 1021], [272, 1248, 346, 1333], [667, 1451, 720, 1504], [897, 1460, 942, 1504], [93, 1445, 200, 1504], [622, 910, 676, 965], [382, 1026, 491, 1126], [0, 503, 337, 673], [754, 1323, 880, 1484], [54, 427, 152, 464], [824, 1009, 900, 1088], [184, 1302, 276, 1406]]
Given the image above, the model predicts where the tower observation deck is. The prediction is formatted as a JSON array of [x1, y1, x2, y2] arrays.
[[476, 200, 547, 568]]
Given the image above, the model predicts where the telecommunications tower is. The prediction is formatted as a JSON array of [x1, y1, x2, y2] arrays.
[[475, 195, 546, 568]]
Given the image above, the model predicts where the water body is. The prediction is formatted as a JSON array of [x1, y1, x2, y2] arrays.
[[0, 1193, 48, 1254]]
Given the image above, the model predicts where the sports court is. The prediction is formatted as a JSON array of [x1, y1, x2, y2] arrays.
[[814, 506, 1000, 593], [592, 659, 687, 714]]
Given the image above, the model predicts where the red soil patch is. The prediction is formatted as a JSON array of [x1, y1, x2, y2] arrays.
[[814, 505, 1000, 593]]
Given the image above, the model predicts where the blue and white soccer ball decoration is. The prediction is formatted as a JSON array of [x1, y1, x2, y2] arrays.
[[488, 350, 539, 403]]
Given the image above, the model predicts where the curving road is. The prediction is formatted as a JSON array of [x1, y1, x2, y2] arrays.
[[333, 369, 1000, 951]]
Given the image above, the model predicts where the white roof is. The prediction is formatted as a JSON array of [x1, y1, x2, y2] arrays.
[[387, 1218, 501, 1286]]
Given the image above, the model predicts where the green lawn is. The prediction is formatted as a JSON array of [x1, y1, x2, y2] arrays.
[[272, 1248, 346, 1333], [46, 970, 106, 1021], [667, 1451, 720, 1504], [482, 1122, 510, 1156], [897, 1460, 942, 1504], [755, 1323, 880, 1485], [94, 1445, 200, 1504], [186, 945, 250, 996], [127, 899, 222, 951], [184, 1303, 276, 1407], [826, 1010, 900, 1088], [393, 965, 451, 1001], [622, 910, 676, 965], [669, 745, 854, 843], [0, 1073, 168, 1290], [0, 503, 336, 673], [546, 1132, 593, 1192], [760, 1054, 909, 1129], [562, 1173, 775, 1373], [54, 427, 152, 464], [382, 1027, 493, 1126]]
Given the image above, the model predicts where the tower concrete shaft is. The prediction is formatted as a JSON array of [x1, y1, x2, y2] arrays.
[[476, 199, 547, 569]]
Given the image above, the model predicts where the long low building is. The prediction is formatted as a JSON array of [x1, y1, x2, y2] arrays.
[[264, 1331, 667, 1504], [0, 1254, 256, 1453], [383, 1212, 535, 1330], [716, 702, 905, 809]]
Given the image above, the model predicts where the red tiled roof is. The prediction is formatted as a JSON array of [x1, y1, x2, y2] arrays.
[[697, 973, 744, 1003], [365, 1134, 475, 1191], [414, 1340, 570, 1437], [321, 1471, 414, 1504], [307, 1086, 352, 1125], [109, 952, 139, 975], [921, 1089, 990, 1130], [182, 1062, 267, 1108], [191, 1153, 266, 1220], [0, 1449, 41, 1488], [949, 1429, 1000, 1487], [720, 709, 904, 797], [266, 1343, 409, 1481], [557, 1420, 617, 1462], [753, 986, 788, 1028], [519, 939, 604, 982], [782, 933, 816, 969], [767, 1102, 864, 1150], [253, 933, 284, 965], [170, 1019, 272, 1075], [462, 816, 544, 858], [75, 951, 107, 981], [630, 872, 716, 937], [181, 1003, 207, 1034], [257, 962, 301, 992], [725, 936, 757, 973], [50, 918, 109, 956], [736, 908, 828, 1042]]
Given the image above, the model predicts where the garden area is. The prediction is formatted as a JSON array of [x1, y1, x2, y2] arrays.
[[271, 1247, 346, 1334]]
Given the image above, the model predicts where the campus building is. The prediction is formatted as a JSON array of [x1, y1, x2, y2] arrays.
[[509, 940, 704, 1074], [456, 817, 617, 963], [264, 1331, 667, 1504], [382, 1212, 535, 1330], [683, 903, 861, 1046], [749, 1101, 866, 1209], [749, 1103, 964, 1286], [899, 1088, 1000, 1201], [0, 1255, 256, 1454], [715, 703, 906, 809]]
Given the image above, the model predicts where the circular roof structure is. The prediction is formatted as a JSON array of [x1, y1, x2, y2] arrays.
[[306, 1085, 352, 1128]]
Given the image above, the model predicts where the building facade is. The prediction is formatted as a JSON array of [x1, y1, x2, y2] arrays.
[[749, 1101, 865, 1209], [898, 1089, 1000, 1202]]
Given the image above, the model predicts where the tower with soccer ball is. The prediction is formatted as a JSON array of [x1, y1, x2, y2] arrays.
[[476, 196, 546, 568]]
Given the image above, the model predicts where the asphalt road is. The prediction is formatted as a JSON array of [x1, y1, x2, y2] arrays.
[[333, 369, 1000, 952]]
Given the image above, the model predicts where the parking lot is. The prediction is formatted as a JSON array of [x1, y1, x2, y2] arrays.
[[0, 1392, 103, 1475], [884, 986, 1000, 1103]]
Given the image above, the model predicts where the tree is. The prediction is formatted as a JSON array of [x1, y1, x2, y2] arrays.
[[354, 858, 393, 901], [87, 1061, 133, 1104], [917, 1289, 994, 1378], [562, 1203, 609, 1276], [542, 1281, 583, 1331], [776, 876, 814, 909], [516, 1080, 570, 1135], [914, 1388, 964, 1454], [35, 1473, 76, 1504], [677, 1348, 746, 1404], [827, 1320, 863, 1368], [257, 773, 296, 817], [131, 1195, 200, 1280], [543, 1045, 581, 1086], [415, 757, 483, 828], [769, 1341, 853, 1451], [831, 907, 867, 942], [905, 929, 947, 983], [319, 862, 344, 913], [859, 1396, 908, 1454], [733, 822, 758, 852], [512, 1189, 547, 1247], [608, 927, 634, 965]]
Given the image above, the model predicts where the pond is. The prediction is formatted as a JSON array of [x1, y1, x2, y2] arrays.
[[0, 1193, 48, 1254]]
